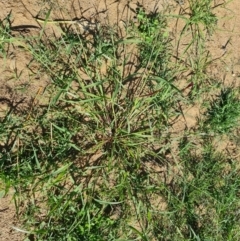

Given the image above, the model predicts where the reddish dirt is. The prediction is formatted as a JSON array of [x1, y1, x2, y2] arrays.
[[0, 190, 25, 241], [0, 0, 240, 240]]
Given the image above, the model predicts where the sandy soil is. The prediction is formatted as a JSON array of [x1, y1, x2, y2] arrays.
[[0, 0, 240, 240], [0, 190, 25, 241]]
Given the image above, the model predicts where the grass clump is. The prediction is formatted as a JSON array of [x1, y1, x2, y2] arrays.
[[202, 87, 240, 134], [0, 7, 181, 241]]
